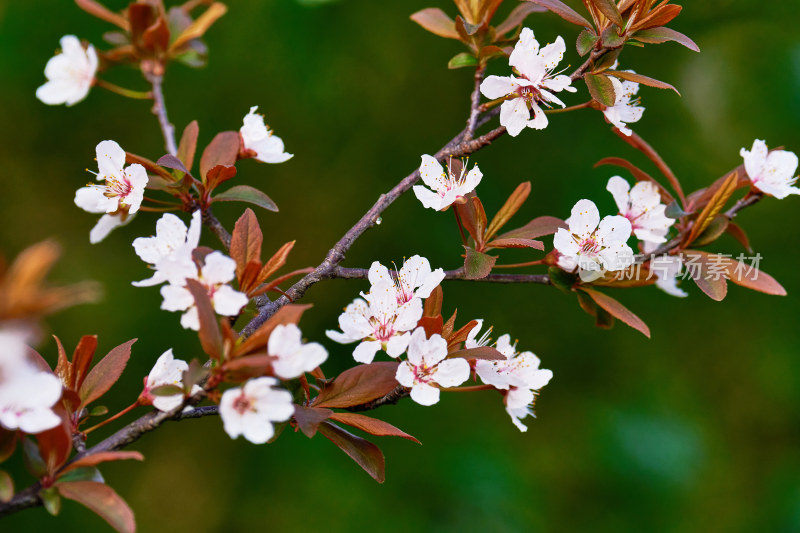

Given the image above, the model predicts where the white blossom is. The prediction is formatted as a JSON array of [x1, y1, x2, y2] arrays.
[[468, 322, 553, 432], [267, 324, 328, 380], [74, 140, 149, 243], [326, 281, 423, 364], [606, 176, 673, 244], [643, 242, 688, 298], [36, 35, 98, 106], [740, 139, 799, 199], [367, 255, 445, 307], [603, 74, 644, 136], [0, 328, 63, 433], [413, 155, 482, 211], [240, 106, 293, 164], [160, 251, 249, 331], [219, 377, 294, 444], [133, 211, 202, 287], [553, 199, 634, 282], [395, 328, 470, 406], [142, 349, 201, 412], [480, 27, 576, 136]]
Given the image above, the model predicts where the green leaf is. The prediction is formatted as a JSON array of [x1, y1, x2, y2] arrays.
[[576, 30, 599, 56], [0, 470, 13, 503], [448, 52, 479, 69], [40, 487, 61, 516], [633, 26, 699, 52], [213, 185, 278, 212], [692, 215, 729, 247], [584, 73, 616, 107], [601, 27, 624, 48], [56, 467, 104, 484], [22, 437, 46, 478], [463, 247, 496, 279], [665, 200, 690, 219], [57, 481, 136, 533]]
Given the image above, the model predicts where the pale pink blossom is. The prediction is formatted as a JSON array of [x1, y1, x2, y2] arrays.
[[160, 251, 249, 331], [132, 211, 202, 287], [268, 324, 328, 380], [480, 27, 576, 136], [740, 139, 799, 199], [643, 242, 688, 298], [603, 74, 644, 136], [395, 328, 470, 406], [413, 155, 482, 211], [326, 282, 423, 364], [367, 255, 445, 307], [219, 377, 294, 444], [606, 176, 673, 244], [553, 199, 634, 282], [240, 106, 293, 163], [36, 35, 97, 106], [74, 140, 148, 243], [142, 349, 201, 412]]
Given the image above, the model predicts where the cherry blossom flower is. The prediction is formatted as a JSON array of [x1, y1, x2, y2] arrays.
[[740, 139, 800, 199], [643, 242, 688, 298], [413, 155, 482, 211], [326, 281, 422, 364], [141, 349, 201, 412], [553, 199, 634, 282], [132, 211, 202, 287], [74, 140, 149, 243], [395, 328, 470, 406], [36, 35, 98, 106], [267, 324, 328, 380], [0, 328, 63, 433], [467, 322, 553, 431], [160, 251, 249, 331], [603, 74, 644, 136], [606, 176, 673, 244], [240, 106, 293, 164], [367, 255, 445, 307], [219, 377, 294, 444], [480, 27, 576, 137]]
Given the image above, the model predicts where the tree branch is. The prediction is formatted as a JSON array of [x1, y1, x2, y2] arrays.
[[202, 207, 232, 250], [465, 66, 486, 141], [144, 72, 178, 156], [331, 266, 551, 285]]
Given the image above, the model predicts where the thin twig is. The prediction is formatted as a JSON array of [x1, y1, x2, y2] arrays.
[[202, 207, 232, 250], [145, 72, 178, 156], [465, 66, 486, 141], [330, 266, 551, 285]]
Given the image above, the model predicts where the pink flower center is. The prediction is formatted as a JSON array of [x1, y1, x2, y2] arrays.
[[516, 84, 539, 102], [370, 317, 395, 342], [233, 392, 253, 414], [578, 238, 600, 256], [412, 363, 434, 384], [104, 177, 132, 200]]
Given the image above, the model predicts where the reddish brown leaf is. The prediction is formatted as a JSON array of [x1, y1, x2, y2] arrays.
[[633, 26, 699, 52], [524, 0, 592, 28], [205, 165, 238, 190], [75, 0, 129, 30], [257, 241, 295, 284], [631, 4, 682, 32], [497, 216, 567, 240], [329, 413, 421, 444], [454, 194, 487, 247], [606, 70, 680, 95], [585, 73, 616, 107], [72, 335, 98, 392], [487, 238, 544, 250], [177, 120, 199, 172], [223, 354, 272, 373], [726, 222, 753, 253], [230, 209, 263, 280], [199, 131, 240, 181], [485, 182, 531, 241], [442, 309, 458, 339], [410, 8, 459, 39], [185, 280, 224, 361], [53, 335, 71, 388], [235, 304, 312, 356], [594, 157, 674, 203], [724, 259, 787, 296], [496, 3, 545, 36], [60, 451, 144, 475], [683, 250, 728, 301], [0, 429, 17, 463], [317, 422, 385, 483], [24, 347, 52, 374], [418, 315, 444, 338], [579, 287, 650, 337], [79, 340, 136, 407], [313, 362, 400, 409], [142, 15, 170, 53], [422, 285, 443, 318], [446, 319, 479, 348], [37, 411, 72, 475], [57, 481, 135, 533], [0, 470, 12, 503], [685, 172, 738, 246], [590, 0, 624, 27], [293, 406, 333, 438], [447, 346, 507, 360]]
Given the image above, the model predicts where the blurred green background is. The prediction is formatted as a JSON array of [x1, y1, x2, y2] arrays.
[[2, 0, 800, 531]]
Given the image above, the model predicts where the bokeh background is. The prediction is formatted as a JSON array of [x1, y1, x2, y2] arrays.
[[2, 0, 800, 531]]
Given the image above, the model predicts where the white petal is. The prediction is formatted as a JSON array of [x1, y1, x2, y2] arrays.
[[368, 261, 391, 286], [353, 340, 382, 364], [202, 252, 237, 284], [419, 154, 446, 192], [499, 98, 530, 138], [89, 213, 129, 244], [606, 176, 631, 215], [480, 75, 519, 100], [553, 228, 579, 257], [410, 383, 440, 406], [95, 140, 126, 181], [213, 285, 248, 317], [740, 139, 768, 180], [596, 215, 632, 245], [432, 358, 470, 387], [568, 199, 600, 238]]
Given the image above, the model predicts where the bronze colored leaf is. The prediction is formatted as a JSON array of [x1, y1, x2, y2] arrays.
[[230, 209, 263, 280], [317, 422, 385, 483], [485, 182, 531, 241], [185, 279, 224, 361], [524, 0, 592, 28], [293, 406, 333, 438], [199, 131, 240, 181], [410, 8, 459, 40], [235, 304, 312, 357], [579, 287, 650, 337], [79, 339, 136, 407], [313, 362, 400, 409], [57, 481, 136, 533], [329, 413, 421, 444]]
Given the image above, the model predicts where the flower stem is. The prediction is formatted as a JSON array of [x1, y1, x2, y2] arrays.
[[544, 101, 592, 115], [138, 205, 181, 212], [452, 207, 469, 246], [441, 384, 495, 393], [94, 78, 153, 100], [493, 259, 545, 269], [143, 196, 182, 206], [83, 402, 139, 435]]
